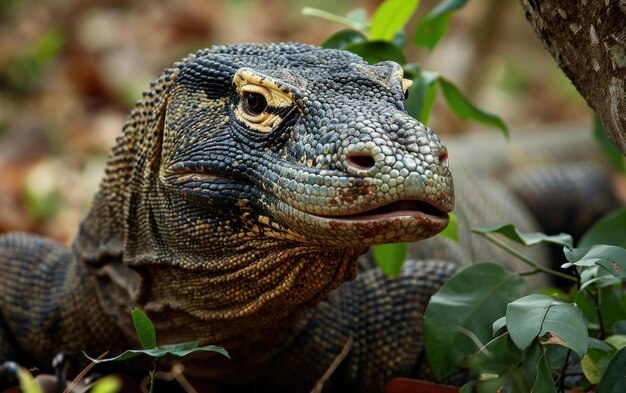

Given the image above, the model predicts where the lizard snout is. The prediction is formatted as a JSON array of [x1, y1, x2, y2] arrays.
[[343, 139, 449, 179]]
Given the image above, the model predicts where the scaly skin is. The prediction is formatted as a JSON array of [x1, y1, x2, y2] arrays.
[[0, 43, 456, 392]]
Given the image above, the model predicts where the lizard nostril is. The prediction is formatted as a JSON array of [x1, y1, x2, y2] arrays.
[[346, 153, 376, 170], [439, 150, 449, 168]]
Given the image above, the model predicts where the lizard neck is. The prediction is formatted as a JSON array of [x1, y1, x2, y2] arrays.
[[97, 239, 364, 348]]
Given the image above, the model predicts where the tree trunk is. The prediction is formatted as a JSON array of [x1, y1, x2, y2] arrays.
[[519, 0, 626, 155]]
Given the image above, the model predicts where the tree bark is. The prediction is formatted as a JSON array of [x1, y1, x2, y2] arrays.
[[519, 0, 626, 155]]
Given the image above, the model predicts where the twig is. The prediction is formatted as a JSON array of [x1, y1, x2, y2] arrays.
[[65, 352, 108, 393], [170, 364, 198, 393], [472, 230, 577, 283], [590, 288, 607, 339], [556, 349, 572, 393], [310, 336, 353, 393]]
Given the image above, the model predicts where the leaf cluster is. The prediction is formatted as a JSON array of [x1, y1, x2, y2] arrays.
[[425, 209, 626, 392], [302, 0, 507, 135]]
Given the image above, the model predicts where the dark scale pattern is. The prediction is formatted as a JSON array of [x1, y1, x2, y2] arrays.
[[0, 233, 129, 367], [0, 43, 458, 391], [260, 260, 459, 393]]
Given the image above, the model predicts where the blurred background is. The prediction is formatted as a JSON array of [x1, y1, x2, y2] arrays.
[[0, 0, 593, 243]]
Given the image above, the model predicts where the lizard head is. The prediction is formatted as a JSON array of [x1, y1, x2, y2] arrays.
[[75, 43, 455, 346], [158, 43, 454, 249]]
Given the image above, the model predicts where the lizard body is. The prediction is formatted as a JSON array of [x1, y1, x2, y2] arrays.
[[0, 43, 456, 392]]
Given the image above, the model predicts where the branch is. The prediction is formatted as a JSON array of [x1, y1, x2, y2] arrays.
[[519, 0, 626, 154]]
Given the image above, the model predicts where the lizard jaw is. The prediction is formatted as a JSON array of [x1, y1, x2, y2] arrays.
[[271, 198, 450, 246], [314, 199, 449, 221]]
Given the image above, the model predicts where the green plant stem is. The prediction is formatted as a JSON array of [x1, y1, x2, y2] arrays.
[[556, 349, 572, 393], [473, 231, 577, 283], [590, 288, 607, 339], [301, 7, 369, 34], [149, 362, 156, 393], [518, 269, 539, 276]]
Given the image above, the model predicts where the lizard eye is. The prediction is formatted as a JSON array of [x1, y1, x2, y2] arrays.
[[237, 85, 273, 126], [233, 69, 296, 133], [242, 92, 268, 116]]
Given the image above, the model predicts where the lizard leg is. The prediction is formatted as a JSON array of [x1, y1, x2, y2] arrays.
[[0, 233, 127, 371]]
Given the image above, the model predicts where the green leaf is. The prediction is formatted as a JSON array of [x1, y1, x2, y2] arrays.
[[459, 382, 474, 393], [424, 263, 527, 380], [391, 30, 407, 48], [579, 207, 626, 249], [492, 316, 507, 336], [545, 344, 569, 370], [321, 29, 366, 49], [599, 287, 626, 330], [521, 340, 542, 383], [506, 294, 588, 357], [414, 13, 452, 51], [466, 332, 523, 374], [132, 308, 156, 349], [17, 367, 42, 393], [535, 287, 570, 302], [571, 284, 626, 335], [406, 70, 440, 124], [477, 377, 507, 393], [370, 0, 421, 42], [590, 337, 616, 352], [597, 347, 626, 392], [345, 8, 367, 24], [438, 211, 458, 242], [344, 41, 407, 65], [473, 224, 573, 248], [91, 376, 122, 393], [301, 7, 369, 33], [402, 63, 422, 79], [413, 0, 468, 50], [562, 245, 626, 278], [582, 346, 615, 384], [532, 352, 558, 393], [438, 77, 508, 136], [614, 321, 626, 334], [86, 340, 230, 363], [606, 335, 626, 350], [372, 242, 407, 277], [578, 273, 620, 292], [7, 28, 65, 93], [593, 113, 626, 174], [22, 186, 60, 221]]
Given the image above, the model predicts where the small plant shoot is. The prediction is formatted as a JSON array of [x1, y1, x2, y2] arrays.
[[85, 308, 230, 363]]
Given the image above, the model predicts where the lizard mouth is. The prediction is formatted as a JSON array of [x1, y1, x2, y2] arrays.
[[317, 199, 449, 221], [274, 197, 451, 246]]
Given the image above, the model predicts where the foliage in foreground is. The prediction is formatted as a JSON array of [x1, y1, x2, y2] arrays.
[[85, 308, 229, 364], [85, 308, 229, 392], [424, 209, 626, 392]]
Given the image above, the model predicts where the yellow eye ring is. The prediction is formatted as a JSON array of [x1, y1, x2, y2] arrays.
[[401, 78, 413, 99], [233, 69, 295, 132]]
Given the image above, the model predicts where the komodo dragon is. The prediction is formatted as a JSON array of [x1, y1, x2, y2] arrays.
[[0, 43, 459, 392], [0, 43, 621, 392]]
